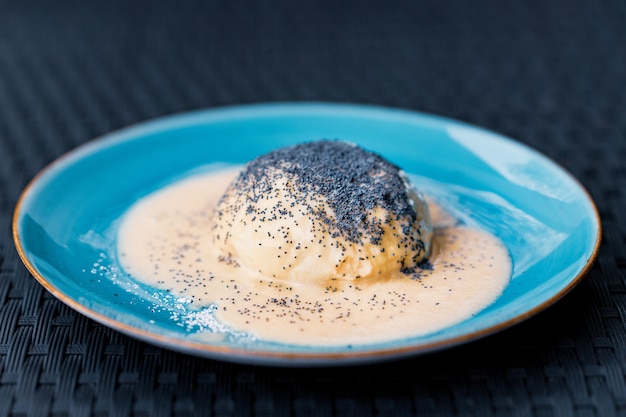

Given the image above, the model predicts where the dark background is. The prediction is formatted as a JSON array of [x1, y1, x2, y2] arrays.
[[1, 0, 625, 415]]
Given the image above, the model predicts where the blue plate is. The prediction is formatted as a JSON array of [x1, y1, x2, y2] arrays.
[[13, 103, 601, 366]]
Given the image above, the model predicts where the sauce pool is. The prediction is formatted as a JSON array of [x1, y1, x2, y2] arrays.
[[117, 168, 511, 346]]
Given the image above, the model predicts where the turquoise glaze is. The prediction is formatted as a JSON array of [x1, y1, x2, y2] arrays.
[[13, 103, 601, 366]]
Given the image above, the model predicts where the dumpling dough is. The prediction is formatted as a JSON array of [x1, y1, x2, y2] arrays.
[[211, 140, 433, 286]]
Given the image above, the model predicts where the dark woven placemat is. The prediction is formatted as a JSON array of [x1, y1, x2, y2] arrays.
[[1, 0, 624, 415]]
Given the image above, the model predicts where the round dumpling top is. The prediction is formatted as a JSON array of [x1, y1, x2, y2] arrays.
[[211, 140, 433, 287]]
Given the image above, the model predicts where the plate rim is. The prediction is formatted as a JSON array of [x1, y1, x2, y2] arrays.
[[12, 101, 602, 366]]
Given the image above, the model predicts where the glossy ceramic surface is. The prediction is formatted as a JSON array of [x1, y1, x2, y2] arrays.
[[13, 103, 601, 366]]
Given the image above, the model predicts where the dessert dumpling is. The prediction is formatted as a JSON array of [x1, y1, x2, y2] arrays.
[[211, 140, 433, 286]]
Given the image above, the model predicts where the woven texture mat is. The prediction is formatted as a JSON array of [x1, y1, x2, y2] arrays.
[[0, 0, 624, 415]]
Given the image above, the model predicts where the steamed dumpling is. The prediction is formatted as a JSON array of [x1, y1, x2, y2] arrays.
[[211, 140, 433, 286]]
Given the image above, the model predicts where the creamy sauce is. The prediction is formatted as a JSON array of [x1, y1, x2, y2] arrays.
[[117, 168, 511, 346]]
